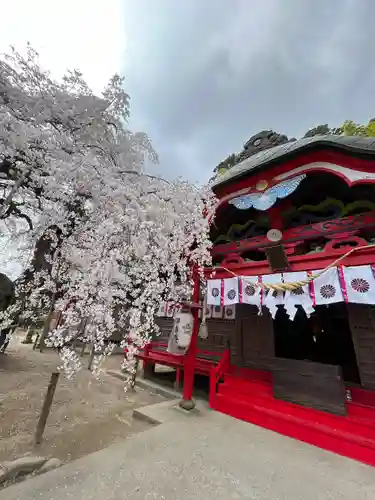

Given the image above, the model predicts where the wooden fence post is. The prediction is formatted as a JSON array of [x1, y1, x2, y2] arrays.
[[35, 372, 60, 445]]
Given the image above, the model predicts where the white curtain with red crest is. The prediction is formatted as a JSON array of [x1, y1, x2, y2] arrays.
[[202, 265, 375, 320]]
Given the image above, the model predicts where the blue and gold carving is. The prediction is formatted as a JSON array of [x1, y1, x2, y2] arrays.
[[229, 174, 307, 211]]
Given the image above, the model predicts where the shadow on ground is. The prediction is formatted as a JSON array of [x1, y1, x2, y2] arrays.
[[0, 334, 164, 464]]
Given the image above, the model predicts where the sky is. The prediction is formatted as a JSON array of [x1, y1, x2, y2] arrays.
[[1, 0, 374, 184], [0, 0, 127, 277], [122, 0, 375, 182], [1, 0, 374, 276]]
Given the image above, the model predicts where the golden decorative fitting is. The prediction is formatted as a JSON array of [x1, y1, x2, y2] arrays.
[[255, 179, 268, 191]]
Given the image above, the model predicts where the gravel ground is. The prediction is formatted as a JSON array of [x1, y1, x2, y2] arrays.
[[0, 332, 164, 464]]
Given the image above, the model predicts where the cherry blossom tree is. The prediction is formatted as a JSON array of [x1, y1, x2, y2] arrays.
[[0, 45, 217, 380]]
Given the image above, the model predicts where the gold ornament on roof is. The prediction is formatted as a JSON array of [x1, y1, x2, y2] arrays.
[[255, 179, 268, 191]]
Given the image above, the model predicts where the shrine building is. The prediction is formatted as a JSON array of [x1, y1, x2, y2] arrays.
[[141, 131, 375, 467]]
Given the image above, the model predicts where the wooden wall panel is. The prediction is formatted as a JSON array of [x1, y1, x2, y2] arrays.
[[348, 304, 375, 390], [234, 304, 275, 369], [198, 319, 234, 360], [151, 318, 174, 351], [150, 317, 235, 360], [272, 358, 346, 416]]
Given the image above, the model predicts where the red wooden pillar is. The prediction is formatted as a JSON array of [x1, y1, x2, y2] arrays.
[[267, 202, 287, 231], [179, 271, 201, 410]]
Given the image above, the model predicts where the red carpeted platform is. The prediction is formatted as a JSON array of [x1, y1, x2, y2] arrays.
[[211, 369, 375, 467]]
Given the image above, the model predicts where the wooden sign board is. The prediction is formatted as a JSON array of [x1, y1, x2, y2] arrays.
[[264, 245, 290, 272]]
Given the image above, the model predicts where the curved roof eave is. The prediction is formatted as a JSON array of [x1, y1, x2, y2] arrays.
[[211, 135, 375, 190]]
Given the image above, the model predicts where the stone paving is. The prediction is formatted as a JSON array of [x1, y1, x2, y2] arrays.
[[1, 399, 375, 500]]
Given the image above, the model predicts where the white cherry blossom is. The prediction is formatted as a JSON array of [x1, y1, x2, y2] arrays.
[[0, 45, 217, 380]]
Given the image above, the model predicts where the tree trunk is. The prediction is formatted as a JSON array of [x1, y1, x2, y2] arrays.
[[39, 294, 56, 352]]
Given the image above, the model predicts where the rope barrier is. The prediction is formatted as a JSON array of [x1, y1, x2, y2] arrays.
[[212, 243, 375, 292]]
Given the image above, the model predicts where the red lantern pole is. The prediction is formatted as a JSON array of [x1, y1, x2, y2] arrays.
[[179, 269, 201, 410]]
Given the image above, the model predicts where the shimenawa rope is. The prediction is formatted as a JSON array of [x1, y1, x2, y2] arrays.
[[211, 243, 375, 292]]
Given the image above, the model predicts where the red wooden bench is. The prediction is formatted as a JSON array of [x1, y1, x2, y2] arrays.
[[128, 341, 222, 388]]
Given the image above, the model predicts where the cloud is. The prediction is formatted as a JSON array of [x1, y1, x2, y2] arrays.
[[0, 0, 126, 277], [122, 0, 375, 182], [0, 0, 126, 94]]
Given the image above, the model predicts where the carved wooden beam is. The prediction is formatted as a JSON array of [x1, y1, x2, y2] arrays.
[[212, 210, 375, 256]]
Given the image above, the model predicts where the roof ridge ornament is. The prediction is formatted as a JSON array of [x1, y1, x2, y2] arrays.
[[213, 130, 296, 178], [239, 130, 296, 163]]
